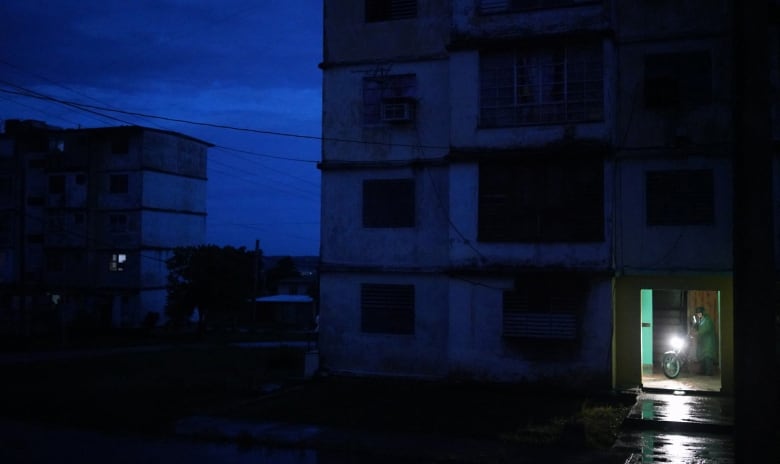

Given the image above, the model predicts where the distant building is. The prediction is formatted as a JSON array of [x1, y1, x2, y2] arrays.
[[319, 1, 778, 392], [0, 119, 212, 334]]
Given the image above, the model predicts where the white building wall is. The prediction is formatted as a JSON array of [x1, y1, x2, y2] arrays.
[[319, 272, 450, 378], [616, 156, 733, 272], [447, 276, 613, 382]]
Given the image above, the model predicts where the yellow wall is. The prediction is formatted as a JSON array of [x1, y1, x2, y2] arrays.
[[613, 275, 733, 394]]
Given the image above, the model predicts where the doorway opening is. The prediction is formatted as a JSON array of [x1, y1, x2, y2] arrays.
[[640, 288, 721, 392]]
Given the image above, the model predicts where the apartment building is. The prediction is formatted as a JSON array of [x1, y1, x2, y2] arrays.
[[319, 1, 774, 392], [0, 119, 211, 334]]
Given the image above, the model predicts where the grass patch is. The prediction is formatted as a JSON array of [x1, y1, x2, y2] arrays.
[[0, 344, 302, 434]]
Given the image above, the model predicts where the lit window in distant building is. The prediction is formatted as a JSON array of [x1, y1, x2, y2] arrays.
[[480, 41, 603, 126], [109, 174, 129, 194], [110, 253, 127, 272]]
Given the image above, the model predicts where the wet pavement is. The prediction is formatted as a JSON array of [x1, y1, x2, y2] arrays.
[[613, 390, 735, 463]]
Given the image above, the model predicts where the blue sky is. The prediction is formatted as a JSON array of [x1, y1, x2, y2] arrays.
[[0, 0, 322, 256]]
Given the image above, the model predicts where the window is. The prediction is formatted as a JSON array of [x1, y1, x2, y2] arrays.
[[49, 175, 66, 194], [0, 176, 12, 197], [365, 0, 416, 22], [111, 136, 129, 154], [646, 169, 714, 225], [361, 283, 415, 334], [479, 157, 603, 242], [27, 196, 44, 206], [644, 51, 712, 109], [75, 174, 86, 185], [480, 42, 603, 126], [363, 74, 416, 125], [46, 251, 64, 272], [110, 253, 127, 272], [363, 178, 415, 228], [109, 214, 128, 232], [109, 174, 129, 194], [479, 0, 599, 14], [503, 272, 586, 340]]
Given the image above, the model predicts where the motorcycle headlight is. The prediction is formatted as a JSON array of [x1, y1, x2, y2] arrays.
[[670, 336, 685, 351]]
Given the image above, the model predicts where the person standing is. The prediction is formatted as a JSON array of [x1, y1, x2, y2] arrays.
[[694, 306, 716, 375]]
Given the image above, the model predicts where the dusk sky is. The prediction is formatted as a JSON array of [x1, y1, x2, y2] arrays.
[[0, 0, 322, 257]]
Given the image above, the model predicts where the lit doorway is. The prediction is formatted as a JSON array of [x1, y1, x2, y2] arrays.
[[640, 288, 722, 392]]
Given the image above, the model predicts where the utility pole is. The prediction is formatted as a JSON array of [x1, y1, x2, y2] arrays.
[[732, 1, 776, 462], [252, 239, 259, 324]]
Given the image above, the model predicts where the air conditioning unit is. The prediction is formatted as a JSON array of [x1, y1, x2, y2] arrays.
[[380, 100, 415, 123]]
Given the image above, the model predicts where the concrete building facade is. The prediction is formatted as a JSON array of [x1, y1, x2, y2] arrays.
[[0, 119, 211, 334], [319, 1, 774, 392]]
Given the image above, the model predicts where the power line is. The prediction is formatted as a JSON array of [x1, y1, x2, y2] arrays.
[[0, 84, 450, 150]]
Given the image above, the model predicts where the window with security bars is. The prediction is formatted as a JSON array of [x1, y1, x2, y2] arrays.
[[478, 157, 604, 242], [363, 74, 416, 125], [502, 273, 586, 340], [365, 0, 416, 22], [363, 178, 415, 228], [646, 169, 714, 226], [361, 283, 415, 334], [479, 0, 600, 14], [480, 42, 603, 126]]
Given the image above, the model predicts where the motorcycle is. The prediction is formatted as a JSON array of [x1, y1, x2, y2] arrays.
[[661, 314, 699, 379]]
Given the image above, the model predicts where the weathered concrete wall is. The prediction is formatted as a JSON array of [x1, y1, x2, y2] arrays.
[[446, 275, 613, 385], [323, 0, 449, 64], [142, 171, 206, 213], [319, 272, 450, 378], [615, 156, 733, 272]]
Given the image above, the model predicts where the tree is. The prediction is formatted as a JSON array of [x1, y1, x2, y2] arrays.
[[264, 256, 301, 294], [165, 245, 258, 327]]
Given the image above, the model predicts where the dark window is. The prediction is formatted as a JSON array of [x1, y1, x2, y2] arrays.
[[46, 251, 64, 272], [27, 196, 44, 206], [503, 272, 586, 341], [363, 178, 415, 228], [365, 0, 416, 22], [479, 0, 600, 14], [75, 174, 86, 185], [363, 74, 416, 125], [479, 157, 603, 242], [644, 51, 712, 109], [480, 42, 603, 126], [361, 283, 415, 334], [74, 213, 84, 224], [49, 175, 66, 194], [27, 234, 43, 244], [109, 214, 128, 232], [646, 169, 714, 225], [109, 174, 129, 194], [28, 159, 46, 169], [0, 176, 12, 197], [111, 136, 129, 154]]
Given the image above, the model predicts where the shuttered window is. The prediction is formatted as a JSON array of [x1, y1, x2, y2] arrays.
[[478, 157, 603, 242], [479, 0, 599, 14], [365, 0, 416, 22], [361, 284, 415, 334], [503, 273, 586, 340], [646, 169, 714, 226]]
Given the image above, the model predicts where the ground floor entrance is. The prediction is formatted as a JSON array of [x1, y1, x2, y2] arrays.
[[613, 275, 733, 394]]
